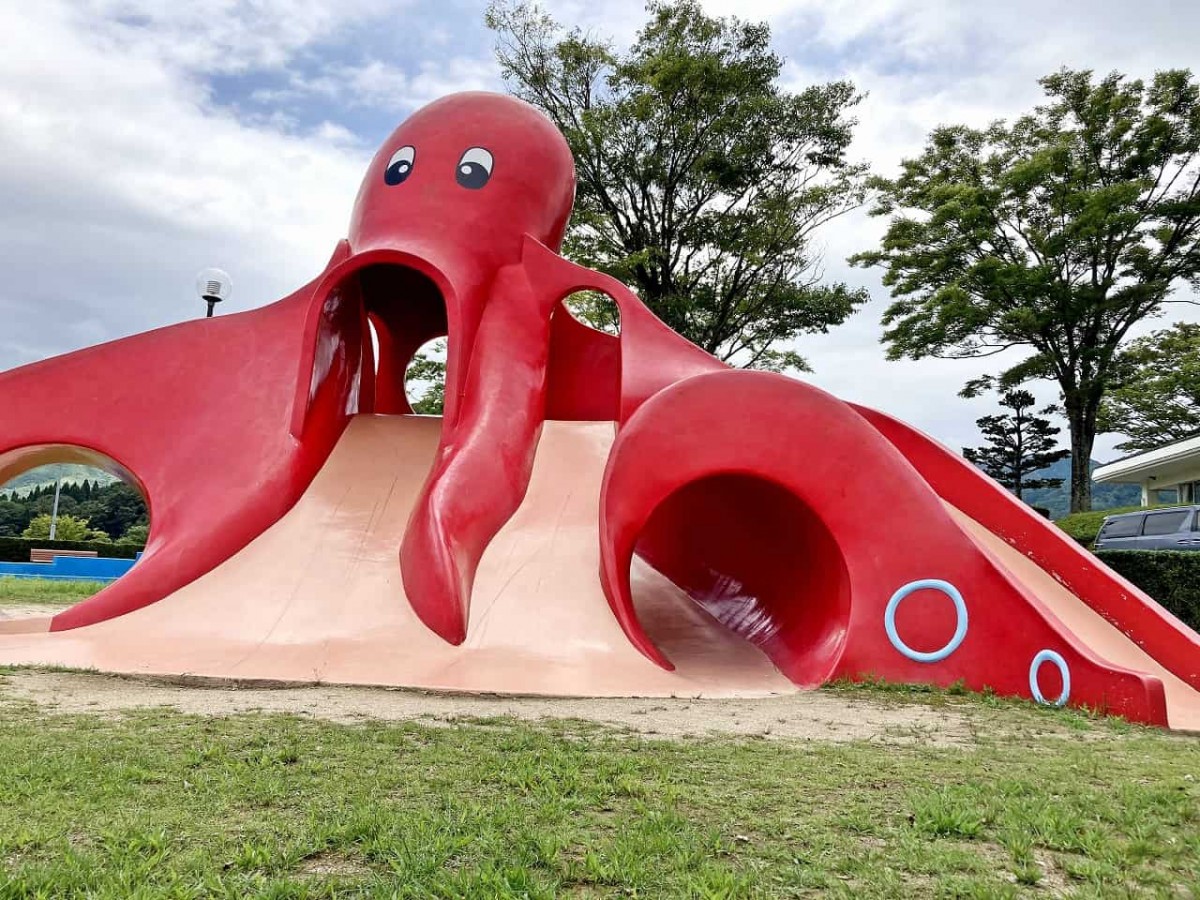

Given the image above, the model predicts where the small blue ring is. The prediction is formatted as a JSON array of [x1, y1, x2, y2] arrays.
[[1029, 650, 1071, 707], [884, 579, 968, 663]]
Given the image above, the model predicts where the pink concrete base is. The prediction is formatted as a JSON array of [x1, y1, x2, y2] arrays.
[[0, 616, 51, 635], [0, 416, 794, 697]]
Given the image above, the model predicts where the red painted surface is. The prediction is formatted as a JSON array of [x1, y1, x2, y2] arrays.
[[1, 91, 1196, 725], [853, 405, 1200, 691], [598, 371, 1168, 723]]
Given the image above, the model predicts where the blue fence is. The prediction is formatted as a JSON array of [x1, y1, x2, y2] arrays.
[[0, 555, 137, 582]]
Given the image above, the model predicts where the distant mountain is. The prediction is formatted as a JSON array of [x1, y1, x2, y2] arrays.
[[1021, 458, 1141, 520], [0, 464, 119, 497]]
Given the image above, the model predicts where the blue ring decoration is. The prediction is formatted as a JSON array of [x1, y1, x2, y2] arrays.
[[884, 579, 968, 664], [1029, 649, 1071, 707]]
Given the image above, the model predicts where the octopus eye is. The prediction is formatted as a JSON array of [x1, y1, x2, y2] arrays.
[[456, 147, 493, 189], [384, 146, 415, 185]]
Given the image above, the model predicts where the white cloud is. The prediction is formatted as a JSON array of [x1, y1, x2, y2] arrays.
[[0, 1, 370, 367], [77, 0, 399, 74], [760, 0, 1200, 457], [269, 55, 500, 110]]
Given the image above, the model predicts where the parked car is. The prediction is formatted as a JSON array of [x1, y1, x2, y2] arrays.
[[1094, 505, 1200, 551]]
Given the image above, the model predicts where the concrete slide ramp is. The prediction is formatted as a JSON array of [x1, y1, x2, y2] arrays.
[[0, 415, 794, 698], [951, 507, 1200, 731], [3, 413, 1197, 726]]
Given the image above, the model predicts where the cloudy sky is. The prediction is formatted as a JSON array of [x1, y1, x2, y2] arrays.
[[1, 0, 1198, 459]]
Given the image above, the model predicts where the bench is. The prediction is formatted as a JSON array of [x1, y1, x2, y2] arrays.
[[29, 549, 99, 563]]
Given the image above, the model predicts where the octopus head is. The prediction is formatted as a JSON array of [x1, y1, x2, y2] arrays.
[[347, 92, 577, 271]]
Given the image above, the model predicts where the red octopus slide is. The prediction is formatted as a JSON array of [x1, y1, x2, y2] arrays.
[[0, 93, 1196, 728]]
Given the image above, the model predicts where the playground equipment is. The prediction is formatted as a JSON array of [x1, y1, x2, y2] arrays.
[[0, 93, 1197, 727]]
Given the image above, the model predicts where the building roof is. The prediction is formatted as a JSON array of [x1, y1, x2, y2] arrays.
[[1094, 433, 1200, 484]]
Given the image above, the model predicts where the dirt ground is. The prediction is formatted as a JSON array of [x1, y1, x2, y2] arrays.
[[0, 601, 980, 745], [0, 670, 985, 745], [0, 601, 1053, 746], [0, 604, 60, 621]]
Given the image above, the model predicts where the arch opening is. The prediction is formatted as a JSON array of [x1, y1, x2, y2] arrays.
[[631, 473, 851, 687], [546, 291, 623, 421], [562, 291, 621, 336], [0, 446, 151, 622], [353, 264, 447, 416]]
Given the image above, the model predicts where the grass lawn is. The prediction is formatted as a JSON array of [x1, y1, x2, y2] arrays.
[[0, 576, 105, 607], [0, 678, 1196, 898]]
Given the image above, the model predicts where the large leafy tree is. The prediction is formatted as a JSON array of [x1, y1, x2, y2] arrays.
[[852, 69, 1200, 512], [486, 0, 869, 370], [963, 390, 1069, 500], [1099, 322, 1200, 452]]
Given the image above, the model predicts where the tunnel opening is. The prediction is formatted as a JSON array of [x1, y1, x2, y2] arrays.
[[0, 445, 150, 624], [354, 264, 448, 416], [404, 337, 447, 414], [631, 473, 851, 687], [545, 291, 623, 421]]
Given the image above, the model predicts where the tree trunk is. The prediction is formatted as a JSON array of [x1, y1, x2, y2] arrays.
[[1064, 394, 1096, 514]]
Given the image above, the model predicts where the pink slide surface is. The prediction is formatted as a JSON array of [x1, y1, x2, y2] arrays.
[[0, 416, 794, 698]]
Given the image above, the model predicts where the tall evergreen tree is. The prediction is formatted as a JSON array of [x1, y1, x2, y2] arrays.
[[963, 390, 1070, 500]]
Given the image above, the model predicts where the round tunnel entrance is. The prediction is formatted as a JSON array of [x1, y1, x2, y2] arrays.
[[631, 473, 851, 687], [0, 446, 150, 619], [355, 264, 448, 416]]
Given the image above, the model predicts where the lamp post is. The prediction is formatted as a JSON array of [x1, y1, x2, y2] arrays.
[[195, 268, 232, 318], [49, 476, 62, 541]]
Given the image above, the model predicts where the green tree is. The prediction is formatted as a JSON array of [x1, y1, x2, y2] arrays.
[[406, 339, 447, 415], [21, 514, 107, 542], [118, 524, 150, 547], [32, 493, 77, 517], [77, 483, 148, 540], [486, 0, 869, 370], [1099, 322, 1200, 452], [0, 499, 30, 537], [963, 390, 1069, 500], [852, 69, 1200, 512]]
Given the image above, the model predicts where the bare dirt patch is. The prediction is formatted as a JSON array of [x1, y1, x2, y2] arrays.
[[0, 671, 979, 745], [0, 604, 69, 620], [295, 851, 372, 878]]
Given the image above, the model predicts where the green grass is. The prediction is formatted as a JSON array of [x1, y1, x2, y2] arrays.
[[0, 576, 105, 606], [0, 682, 1196, 898]]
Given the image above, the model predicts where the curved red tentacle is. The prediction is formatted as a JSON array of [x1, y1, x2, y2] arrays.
[[0, 246, 362, 630], [597, 369, 1168, 723]]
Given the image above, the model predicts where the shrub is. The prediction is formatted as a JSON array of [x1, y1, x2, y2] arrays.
[[0, 537, 142, 563], [21, 513, 108, 542], [118, 524, 150, 546], [1096, 550, 1200, 633]]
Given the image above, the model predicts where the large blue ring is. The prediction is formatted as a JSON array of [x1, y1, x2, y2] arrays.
[[1029, 650, 1070, 707], [884, 579, 968, 663]]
